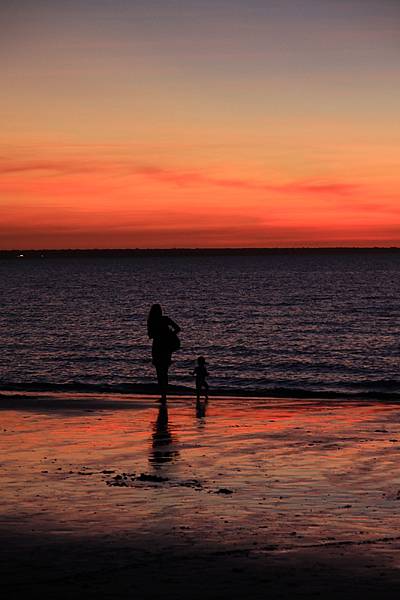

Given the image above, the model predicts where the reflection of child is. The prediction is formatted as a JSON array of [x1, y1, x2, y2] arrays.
[[193, 356, 209, 402]]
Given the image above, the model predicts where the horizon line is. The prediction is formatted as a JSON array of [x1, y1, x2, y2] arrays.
[[1, 246, 399, 253]]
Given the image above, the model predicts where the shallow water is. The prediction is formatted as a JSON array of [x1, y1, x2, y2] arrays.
[[1, 250, 399, 397]]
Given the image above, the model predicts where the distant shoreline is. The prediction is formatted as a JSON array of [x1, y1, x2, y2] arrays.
[[1, 382, 399, 403], [1, 247, 399, 259], [1, 391, 400, 415]]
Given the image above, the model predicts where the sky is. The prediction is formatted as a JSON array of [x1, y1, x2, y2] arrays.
[[1, 0, 399, 248]]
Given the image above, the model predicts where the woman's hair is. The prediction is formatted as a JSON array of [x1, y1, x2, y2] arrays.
[[147, 303, 163, 337], [197, 355, 206, 365]]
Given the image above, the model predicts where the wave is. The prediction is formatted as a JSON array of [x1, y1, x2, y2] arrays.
[[1, 380, 400, 401]]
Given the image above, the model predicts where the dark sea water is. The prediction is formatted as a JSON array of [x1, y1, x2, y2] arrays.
[[1, 250, 399, 399]]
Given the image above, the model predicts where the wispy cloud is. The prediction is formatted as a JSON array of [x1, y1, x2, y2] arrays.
[[131, 165, 360, 195], [0, 160, 98, 175], [0, 158, 360, 196]]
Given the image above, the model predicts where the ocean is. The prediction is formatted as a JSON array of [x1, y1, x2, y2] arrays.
[[1, 249, 399, 399]]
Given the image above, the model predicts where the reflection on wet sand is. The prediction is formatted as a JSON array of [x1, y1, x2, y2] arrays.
[[4, 393, 400, 591], [149, 404, 180, 467], [195, 398, 208, 431]]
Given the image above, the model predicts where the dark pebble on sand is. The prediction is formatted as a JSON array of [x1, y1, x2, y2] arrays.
[[178, 479, 202, 488], [216, 488, 233, 494], [136, 473, 169, 482]]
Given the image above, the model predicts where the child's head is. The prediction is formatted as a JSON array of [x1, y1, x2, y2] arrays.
[[197, 355, 206, 366]]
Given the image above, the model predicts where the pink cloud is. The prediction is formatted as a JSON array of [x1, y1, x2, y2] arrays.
[[132, 165, 360, 195], [0, 160, 99, 175], [0, 157, 360, 196]]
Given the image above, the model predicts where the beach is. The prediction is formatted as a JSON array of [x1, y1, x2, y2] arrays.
[[2, 392, 400, 598], [2, 0, 400, 596]]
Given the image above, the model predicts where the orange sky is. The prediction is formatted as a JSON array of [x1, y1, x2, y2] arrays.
[[1, 1, 399, 248]]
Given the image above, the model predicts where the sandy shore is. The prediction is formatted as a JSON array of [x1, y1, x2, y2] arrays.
[[1, 392, 400, 598]]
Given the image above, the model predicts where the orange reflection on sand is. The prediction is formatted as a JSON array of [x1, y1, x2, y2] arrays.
[[2, 395, 400, 551]]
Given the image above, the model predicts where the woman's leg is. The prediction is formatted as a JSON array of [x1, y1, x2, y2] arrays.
[[155, 365, 166, 401], [153, 352, 171, 402]]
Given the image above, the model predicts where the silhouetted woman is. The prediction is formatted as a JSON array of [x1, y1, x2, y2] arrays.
[[147, 304, 181, 403]]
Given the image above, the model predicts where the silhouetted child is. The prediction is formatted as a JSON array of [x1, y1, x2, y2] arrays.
[[193, 356, 209, 402]]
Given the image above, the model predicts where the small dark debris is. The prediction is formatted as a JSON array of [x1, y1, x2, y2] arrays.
[[178, 479, 202, 489], [136, 473, 169, 483], [107, 479, 128, 487], [216, 488, 233, 495]]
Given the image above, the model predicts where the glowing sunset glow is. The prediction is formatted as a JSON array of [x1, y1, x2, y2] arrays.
[[1, 0, 399, 248]]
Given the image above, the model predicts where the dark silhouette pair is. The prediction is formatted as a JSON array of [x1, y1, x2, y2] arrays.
[[147, 304, 209, 403]]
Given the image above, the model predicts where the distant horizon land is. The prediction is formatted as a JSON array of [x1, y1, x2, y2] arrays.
[[1, 247, 399, 257]]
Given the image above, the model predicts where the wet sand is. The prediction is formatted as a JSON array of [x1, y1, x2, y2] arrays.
[[1, 392, 400, 598]]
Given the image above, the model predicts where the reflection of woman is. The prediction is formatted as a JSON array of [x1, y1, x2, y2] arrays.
[[150, 404, 179, 467], [147, 304, 181, 403]]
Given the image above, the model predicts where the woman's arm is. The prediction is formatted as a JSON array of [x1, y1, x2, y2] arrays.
[[167, 317, 181, 333]]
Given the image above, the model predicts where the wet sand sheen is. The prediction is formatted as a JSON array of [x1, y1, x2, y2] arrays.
[[1, 394, 400, 598]]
